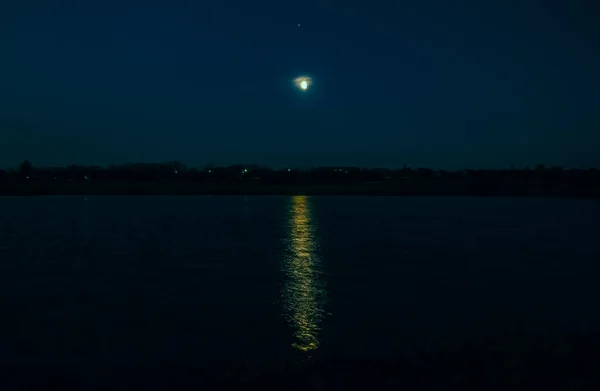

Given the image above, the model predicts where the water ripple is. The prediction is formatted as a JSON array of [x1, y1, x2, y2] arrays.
[[281, 196, 327, 352]]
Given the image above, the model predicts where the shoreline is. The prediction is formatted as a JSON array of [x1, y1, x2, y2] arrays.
[[1, 181, 599, 197]]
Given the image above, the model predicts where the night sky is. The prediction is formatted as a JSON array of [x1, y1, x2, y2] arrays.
[[1, 0, 599, 169]]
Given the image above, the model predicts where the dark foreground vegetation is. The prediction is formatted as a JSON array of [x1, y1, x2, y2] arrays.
[[2, 332, 599, 389], [2, 160, 600, 197]]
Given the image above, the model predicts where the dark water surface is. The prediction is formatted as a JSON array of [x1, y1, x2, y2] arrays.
[[1, 196, 599, 387]]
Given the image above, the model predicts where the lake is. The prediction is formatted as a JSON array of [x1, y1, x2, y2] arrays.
[[1, 196, 599, 388]]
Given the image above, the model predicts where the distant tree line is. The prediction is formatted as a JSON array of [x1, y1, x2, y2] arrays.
[[1, 160, 599, 196]]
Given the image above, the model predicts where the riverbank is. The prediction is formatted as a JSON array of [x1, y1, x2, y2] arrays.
[[1, 180, 599, 197]]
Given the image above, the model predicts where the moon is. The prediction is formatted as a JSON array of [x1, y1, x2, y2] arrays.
[[294, 76, 312, 91]]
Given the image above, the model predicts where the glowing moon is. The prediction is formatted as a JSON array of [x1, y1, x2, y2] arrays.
[[294, 76, 312, 91]]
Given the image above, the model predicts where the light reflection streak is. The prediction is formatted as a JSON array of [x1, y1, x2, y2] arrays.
[[282, 196, 326, 352]]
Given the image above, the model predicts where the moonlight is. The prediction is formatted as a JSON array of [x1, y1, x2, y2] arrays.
[[294, 76, 312, 91]]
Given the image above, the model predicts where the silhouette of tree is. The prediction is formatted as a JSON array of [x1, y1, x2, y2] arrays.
[[18, 160, 33, 178], [1, 160, 599, 196]]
